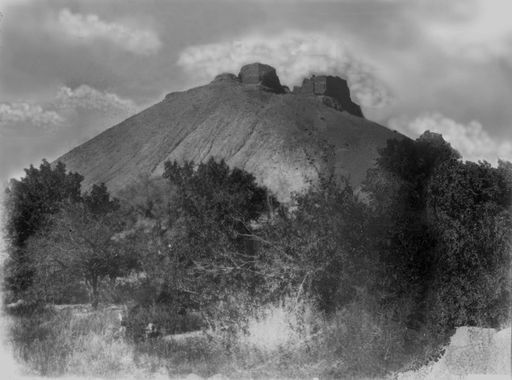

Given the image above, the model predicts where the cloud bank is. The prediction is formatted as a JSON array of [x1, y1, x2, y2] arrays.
[[177, 31, 392, 108], [55, 85, 137, 115], [0, 103, 64, 132], [389, 113, 512, 164], [58, 9, 162, 55], [0, 85, 137, 136], [0, 85, 139, 181], [421, 0, 512, 62]]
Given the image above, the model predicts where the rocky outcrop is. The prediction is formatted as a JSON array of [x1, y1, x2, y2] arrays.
[[294, 75, 364, 118], [238, 63, 284, 93], [211, 73, 239, 84]]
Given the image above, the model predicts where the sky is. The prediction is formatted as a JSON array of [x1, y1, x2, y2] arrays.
[[0, 0, 511, 186]]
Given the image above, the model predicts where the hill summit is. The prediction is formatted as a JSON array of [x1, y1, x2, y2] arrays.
[[57, 63, 403, 201]]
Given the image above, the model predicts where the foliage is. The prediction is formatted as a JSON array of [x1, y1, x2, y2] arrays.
[[113, 176, 176, 306], [371, 131, 460, 211], [117, 175, 173, 223], [124, 303, 203, 341], [364, 131, 511, 362], [4, 160, 83, 247], [3, 160, 83, 296], [363, 132, 459, 311], [425, 159, 511, 331], [163, 158, 275, 228], [28, 201, 136, 307], [258, 177, 374, 312], [22, 181, 136, 307], [117, 159, 277, 327], [83, 183, 120, 215], [8, 306, 146, 377], [5, 132, 511, 378]]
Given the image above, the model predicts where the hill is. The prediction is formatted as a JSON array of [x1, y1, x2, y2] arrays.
[[56, 63, 404, 201]]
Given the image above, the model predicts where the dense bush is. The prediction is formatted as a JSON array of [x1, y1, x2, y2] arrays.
[[23, 183, 138, 308], [4, 134, 511, 378], [123, 159, 277, 311], [363, 131, 511, 361], [257, 177, 374, 312], [425, 159, 511, 331], [3, 160, 137, 308], [125, 303, 203, 341], [3, 160, 83, 297], [8, 306, 146, 377]]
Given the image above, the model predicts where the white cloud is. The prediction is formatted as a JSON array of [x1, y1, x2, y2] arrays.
[[421, 0, 512, 62], [177, 31, 392, 108], [389, 113, 512, 164], [0, 85, 137, 135], [57, 8, 162, 55], [55, 85, 137, 115], [0, 103, 64, 131]]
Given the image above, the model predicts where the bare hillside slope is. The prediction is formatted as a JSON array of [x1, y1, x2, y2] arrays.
[[57, 63, 404, 201]]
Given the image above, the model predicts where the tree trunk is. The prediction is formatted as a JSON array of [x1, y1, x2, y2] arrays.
[[90, 275, 99, 309]]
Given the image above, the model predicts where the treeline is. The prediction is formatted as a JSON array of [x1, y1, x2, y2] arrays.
[[3, 132, 511, 375], [3, 162, 133, 308]]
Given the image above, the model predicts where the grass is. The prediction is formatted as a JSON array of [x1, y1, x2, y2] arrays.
[[6, 299, 434, 379], [8, 303, 229, 378], [8, 306, 142, 378]]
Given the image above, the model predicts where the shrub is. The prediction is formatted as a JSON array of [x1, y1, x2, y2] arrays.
[[257, 177, 374, 313], [8, 306, 155, 377], [125, 303, 204, 342], [3, 160, 83, 297]]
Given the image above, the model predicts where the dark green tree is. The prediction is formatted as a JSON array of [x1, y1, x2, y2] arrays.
[[28, 184, 135, 308], [83, 183, 120, 215], [3, 160, 83, 297], [425, 159, 511, 331], [364, 131, 511, 363], [362, 132, 462, 360], [163, 158, 274, 234], [126, 159, 277, 318], [258, 177, 373, 312], [363, 132, 460, 313], [368, 131, 460, 212]]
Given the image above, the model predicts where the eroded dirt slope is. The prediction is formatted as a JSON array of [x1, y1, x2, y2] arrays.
[[57, 64, 404, 201]]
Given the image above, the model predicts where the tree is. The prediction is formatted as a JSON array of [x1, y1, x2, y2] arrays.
[[28, 184, 135, 308], [257, 177, 373, 312], [3, 160, 83, 297], [114, 176, 176, 306], [83, 183, 120, 215], [163, 158, 274, 234], [365, 134, 458, 292], [125, 159, 277, 316], [117, 175, 173, 222], [425, 159, 511, 331], [361, 132, 462, 358], [367, 131, 460, 212], [364, 131, 511, 362], [162, 158, 276, 282]]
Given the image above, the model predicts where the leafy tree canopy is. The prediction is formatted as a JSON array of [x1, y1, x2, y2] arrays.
[[4, 160, 83, 248], [425, 159, 511, 329], [369, 131, 461, 212], [163, 158, 277, 234], [83, 183, 120, 216], [3, 160, 83, 295]]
